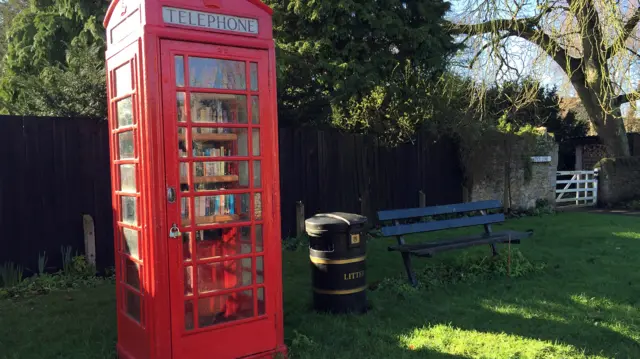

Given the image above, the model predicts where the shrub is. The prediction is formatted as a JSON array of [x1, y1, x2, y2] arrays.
[[374, 248, 545, 296]]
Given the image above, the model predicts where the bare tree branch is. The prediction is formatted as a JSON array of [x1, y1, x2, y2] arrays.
[[606, 6, 640, 59], [448, 17, 582, 75], [468, 33, 511, 68], [626, 46, 640, 59], [613, 91, 640, 106]]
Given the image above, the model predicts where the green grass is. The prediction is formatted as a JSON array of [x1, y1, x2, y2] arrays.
[[2, 213, 640, 359]]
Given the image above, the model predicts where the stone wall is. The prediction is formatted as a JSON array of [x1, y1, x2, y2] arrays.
[[470, 140, 559, 210], [596, 157, 640, 205]]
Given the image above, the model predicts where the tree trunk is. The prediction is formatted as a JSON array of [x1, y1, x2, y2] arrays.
[[600, 114, 630, 157], [571, 81, 631, 157], [581, 101, 630, 157]]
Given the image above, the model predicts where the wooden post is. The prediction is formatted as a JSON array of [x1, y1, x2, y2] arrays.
[[296, 201, 305, 237], [360, 187, 372, 230], [418, 190, 426, 208], [82, 214, 96, 266]]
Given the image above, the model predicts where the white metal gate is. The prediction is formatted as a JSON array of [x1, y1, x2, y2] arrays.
[[556, 170, 598, 207]]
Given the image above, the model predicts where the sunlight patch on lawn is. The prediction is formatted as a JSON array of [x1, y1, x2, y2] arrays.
[[479, 299, 570, 324], [612, 231, 640, 239], [569, 293, 640, 341], [399, 324, 604, 359]]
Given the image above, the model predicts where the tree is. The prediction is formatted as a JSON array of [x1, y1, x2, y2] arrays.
[[264, 0, 458, 141], [3, 43, 106, 117], [448, 0, 640, 156], [482, 80, 588, 142], [624, 106, 640, 133], [0, 0, 29, 66], [0, 0, 107, 117]]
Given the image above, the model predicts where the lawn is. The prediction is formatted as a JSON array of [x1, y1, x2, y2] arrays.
[[1, 212, 639, 359]]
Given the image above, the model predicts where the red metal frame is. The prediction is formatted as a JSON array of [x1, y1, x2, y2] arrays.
[[104, 1, 285, 359]]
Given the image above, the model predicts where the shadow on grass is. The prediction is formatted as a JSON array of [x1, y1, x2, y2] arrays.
[[284, 213, 640, 358], [328, 282, 640, 358], [441, 295, 640, 357], [286, 259, 640, 357]]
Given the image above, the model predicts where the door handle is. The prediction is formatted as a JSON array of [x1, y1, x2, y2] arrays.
[[167, 187, 176, 203]]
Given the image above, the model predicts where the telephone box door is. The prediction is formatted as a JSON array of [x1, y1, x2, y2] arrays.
[[161, 40, 277, 359]]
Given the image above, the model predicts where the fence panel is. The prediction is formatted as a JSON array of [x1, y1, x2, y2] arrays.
[[0, 116, 113, 274], [1, 118, 464, 270], [278, 128, 464, 237]]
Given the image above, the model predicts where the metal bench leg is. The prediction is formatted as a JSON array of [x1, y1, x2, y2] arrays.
[[401, 252, 418, 287], [395, 230, 418, 286], [490, 243, 498, 256]]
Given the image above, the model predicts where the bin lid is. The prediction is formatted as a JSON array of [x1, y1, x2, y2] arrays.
[[305, 212, 367, 233]]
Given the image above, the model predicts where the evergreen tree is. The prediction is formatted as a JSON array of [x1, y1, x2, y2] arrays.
[[265, 0, 458, 140], [0, 0, 107, 117]]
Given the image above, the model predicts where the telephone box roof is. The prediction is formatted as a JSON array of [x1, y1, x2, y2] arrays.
[[103, 0, 273, 28]]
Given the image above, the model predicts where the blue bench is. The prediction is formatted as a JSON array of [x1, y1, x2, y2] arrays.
[[377, 200, 533, 286]]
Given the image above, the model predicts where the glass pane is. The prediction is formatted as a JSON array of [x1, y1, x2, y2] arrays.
[[175, 56, 185, 87], [193, 161, 249, 191], [182, 232, 192, 262], [185, 301, 195, 330], [189, 57, 246, 90], [178, 128, 187, 157], [254, 193, 262, 220], [177, 92, 186, 122], [195, 227, 251, 260], [193, 194, 250, 224], [121, 196, 137, 225], [181, 197, 190, 227], [252, 129, 260, 156], [257, 256, 264, 284], [117, 98, 133, 127], [253, 161, 261, 188], [126, 290, 141, 322], [198, 290, 254, 327], [191, 93, 248, 124], [184, 266, 193, 295], [124, 257, 140, 290], [122, 228, 139, 259], [256, 225, 263, 253], [251, 96, 259, 124], [120, 164, 136, 192], [192, 128, 248, 157], [250, 63, 258, 91], [180, 163, 189, 192], [258, 288, 265, 315], [115, 64, 132, 97], [118, 131, 135, 159], [197, 258, 252, 293]]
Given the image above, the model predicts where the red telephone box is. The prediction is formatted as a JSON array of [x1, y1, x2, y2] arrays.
[[103, 1, 285, 358]]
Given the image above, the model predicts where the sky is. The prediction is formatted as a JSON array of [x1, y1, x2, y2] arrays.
[[446, 0, 640, 111]]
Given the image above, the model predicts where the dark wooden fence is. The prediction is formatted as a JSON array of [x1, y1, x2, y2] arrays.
[[0, 116, 113, 273], [278, 128, 464, 237], [0, 117, 463, 272]]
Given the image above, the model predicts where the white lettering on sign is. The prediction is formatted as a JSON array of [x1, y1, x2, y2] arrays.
[[162, 7, 259, 35]]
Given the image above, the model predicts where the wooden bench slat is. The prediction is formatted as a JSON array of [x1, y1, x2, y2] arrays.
[[387, 230, 532, 252], [381, 213, 505, 237], [377, 200, 502, 221]]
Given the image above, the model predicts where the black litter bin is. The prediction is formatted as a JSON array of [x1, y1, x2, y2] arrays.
[[305, 212, 368, 314]]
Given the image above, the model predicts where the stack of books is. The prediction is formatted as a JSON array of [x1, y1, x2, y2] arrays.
[[194, 100, 233, 123], [196, 196, 236, 217], [194, 162, 231, 177], [194, 147, 231, 157]]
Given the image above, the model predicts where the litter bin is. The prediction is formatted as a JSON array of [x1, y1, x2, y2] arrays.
[[305, 212, 368, 314]]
